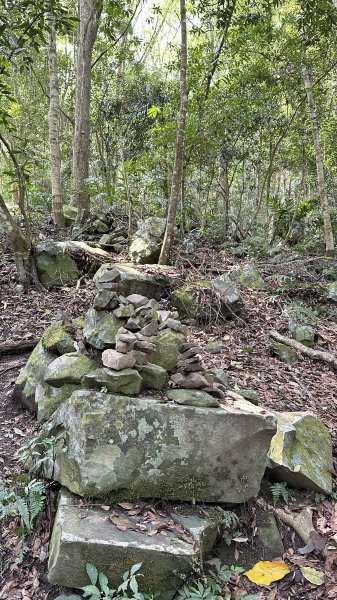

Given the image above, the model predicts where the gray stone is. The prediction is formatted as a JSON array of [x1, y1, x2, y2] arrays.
[[13, 341, 58, 413], [149, 329, 186, 371], [165, 318, 187, 334], [117, 329, 137, 344], [44, 352, 98, 387], [92, 219, 109, 233], [126, 294, 149, 308], [166, 389, 220, 408], [35, 241, 80, 289], [115, 340, 133, 353], [272, 341, 298, 364], [133, 350, 150, 365], [140, 321, 159, 336], [230, 264, 267, 290], [180, 347, 200, 359], [289, 324, 315, 348], [129, 217, 166, 264], [134, 340, 156, 354], [177, 356, 201, 367], [36, 382, 81, 422], [113, 304, 135, 319], [48, 490, 214, 600], [157, 310, 171, 324], [267, 411, 333, 494], [41, 322, 76, 355], [205, 368, 229, 388], [83, 368, 142, 395], [180, 362, 205, 373], [170, 373, 209, 389], [125, 318, 142, 331], [327, 281, 337, 301], [102, 349, 136, 370], [93, 290, 119, 310], [206, 342, 221, 354], [136, 364, 169, 390], [83, 308, 124, 350], [63, 204, 78, 227], [94, 263, 171, 300], [42, 390, 277, 502], [238, 389, 259, 405]]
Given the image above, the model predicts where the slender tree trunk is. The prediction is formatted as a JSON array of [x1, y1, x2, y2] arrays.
[[0, 193, 30, 283], [159, 0, 188, 264], [219, 154, 230, 239], [302, 63, 334, 256], [48, 14, 64, 228], [72, 0, 101, 223]]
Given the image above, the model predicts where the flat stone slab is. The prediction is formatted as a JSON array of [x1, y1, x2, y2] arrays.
[[42, 390, 276, 503], [48, 490, 220, 600]]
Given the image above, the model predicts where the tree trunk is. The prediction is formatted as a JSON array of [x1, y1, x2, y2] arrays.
[[159, 0, 188, 264], [0, 193, 30, 283], [302, 63, 334, 256], [48, 13, 64, 228], [72, 0, 101, 223], [219, 154, 230, 239]]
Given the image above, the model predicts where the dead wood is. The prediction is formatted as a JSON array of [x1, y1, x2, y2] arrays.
[[0, 338, 39, 356], [270, 329, 337, 370]]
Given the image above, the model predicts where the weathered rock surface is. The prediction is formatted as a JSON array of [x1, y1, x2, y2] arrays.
[[166, 389, 220, 408], [102, 349, 136, 370], [230, 264, 267, 290], [36, 382, 81, 422], [83, 308, 124, 350], [83, 368, 142, 395], [13, 341, 58, 413], [129, 217, 166, 264], [288, 323, 315, 348], [42, 390, 276, 503], [94, 263, 170, 299], [44, 353, 98, 387], [48, 490, 220, 600], [272, 341, 298, 364], [135, 363, 168, 390], [149, 329, 186, 371], [267, 412, 333, 494], [41, 321, 75, 355]]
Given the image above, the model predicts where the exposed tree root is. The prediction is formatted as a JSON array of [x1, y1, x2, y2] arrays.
[[270, 329, 337, 370]]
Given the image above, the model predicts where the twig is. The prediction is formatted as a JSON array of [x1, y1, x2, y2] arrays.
[[270, 329, 337, 370]]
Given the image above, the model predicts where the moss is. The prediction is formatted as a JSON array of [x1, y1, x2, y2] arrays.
[[42, 322, 75, 355]]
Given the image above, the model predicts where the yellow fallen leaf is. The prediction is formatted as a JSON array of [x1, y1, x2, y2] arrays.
[[301, 566, 325, 586], [245, 561, 290, 585], [223, 335, 230, 341]]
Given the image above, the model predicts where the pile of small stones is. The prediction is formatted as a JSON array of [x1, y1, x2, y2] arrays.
[[170, 344, 227, 399]]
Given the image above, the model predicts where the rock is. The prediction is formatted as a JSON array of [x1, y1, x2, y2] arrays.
[[48, 490, 214, 600], [13, 341, 57, 413], [35, 241, 80, 289], [83, 308, 124, 350], [327, 281, 337, 301], [42, 390, 276, 502], [140, 321, 159, 336], [272, 341, 298, 364], [129, 217, 166, 264], [205, 368, 229, 388], [36, 382, 81, 422], [92, 218, 109, 233], [41, 322, 75, 355], [126, 294, 149, 308], [117, 329, 137, 344], [132, 350, 149, 365], [115, 340, 133, 353], [63, 204, 78, 226], [136, 364, 169, 390], [149, 329, 186, 371], [206, 342, 221, 354], [114, 305, 135, 319], [102, 349, 136, 370], [267, 411, 333, 494], [83, 368, 142, 395], [124, 318, 142, 331], [177, 356, 201, 367], [288, 323, 315, 348], [171, 276, 243, 324], [93, 290, 119, 310], [166, 389, 220, 408], [237, 389, 259, 405], [134, 340, 157, 354], [230, 264, 267, 290], [180, 347, 200, 359], [165, 318, 187, 334], [44, 353, 98, 387], [157, 310, 171, 324], [170, 373, 209, 389], [180, 362, 205, 373], [94, 263, 171, 300]]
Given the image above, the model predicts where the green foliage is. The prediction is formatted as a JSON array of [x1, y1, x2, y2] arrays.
[[19, 435, 56, 475], [77, 562, 154, 600], [177, 559, 246, 600], [0, 477, 44, 532], [284, 301, 318, 326], [270, 482, 290, 506]]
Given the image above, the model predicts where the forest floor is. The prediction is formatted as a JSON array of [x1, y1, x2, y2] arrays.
[[1, 226, 337, 599]]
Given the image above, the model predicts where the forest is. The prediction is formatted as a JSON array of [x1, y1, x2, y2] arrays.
[[1, 0, 337, 599]]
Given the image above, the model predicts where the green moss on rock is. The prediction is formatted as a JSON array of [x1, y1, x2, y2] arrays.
[[41, 322, 75, 354], [13, 341, 58, 413]]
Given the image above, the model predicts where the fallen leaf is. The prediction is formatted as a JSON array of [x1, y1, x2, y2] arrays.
[[300, 566, 325, 586], [232, 537, 248, 543], [118, 502, 135, 510], [245, 561, 291, 585], [148, 530, 158, 537], [13, 428, 25, 436], [100, 505, 110, 511], [310, 531, 327, 552], [110, 516, 133, 531]]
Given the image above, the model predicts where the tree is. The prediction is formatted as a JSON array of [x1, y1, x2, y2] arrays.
[[159, 0, 188, 264], [71, 0, 102, 223]]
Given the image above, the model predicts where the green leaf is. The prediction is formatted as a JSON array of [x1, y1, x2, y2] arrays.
[[130, 576, 138, 594], [130, 562, 142, 576], [99, 571, 109, 589], [81, 585, 100, 598], [86, 563, 98, 586]]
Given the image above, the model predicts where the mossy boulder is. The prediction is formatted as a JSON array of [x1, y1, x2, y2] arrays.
[[41, 390, 276, 502], [44, 352, 98, 387], [288, 323, 315, 348], [205, 368, 229, 388], [63, 204, 78, 227], [129, 217, 166, 264], [149, 329, 186, 371], [83, 308, 124, 350], [136, 363, 169, 390], [94, 263, 170, 300], [36, 382, 81, 422], [13, 341, 58, 413], [41, 321, 76, 355], [267, 412, 333, 494], [83, 367, 143, 395], [230, 264, 267, 290], [35, 241, 80, 289], [166, 389, 219, 408], [272, 341, 298, 364]]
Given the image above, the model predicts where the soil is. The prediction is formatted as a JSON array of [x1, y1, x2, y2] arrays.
[[1, 231, 337, 599]]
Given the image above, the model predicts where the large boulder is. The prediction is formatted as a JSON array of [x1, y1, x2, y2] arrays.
[[83, 367, 143, 395], [35, 241, 80, 289], [149, 329, 186, 371], [42, 390, 276, 503], [44, 352, 98, 387], [267, 412, 333, 494], [94, 263, 171, 300], [35, 382, 81, 422], [83, 308, 124, 350], [48, 490, 222, 600], [12, 341, 58, 413], [63, 204, 78, 227], [129, 217, 166, 264], [229, 264, 267, 290], [171, 276, 243, 324], [41, 321, 76, 355]]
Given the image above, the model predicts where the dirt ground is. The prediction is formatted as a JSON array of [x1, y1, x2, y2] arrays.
[[1, 233, 337, 599]]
